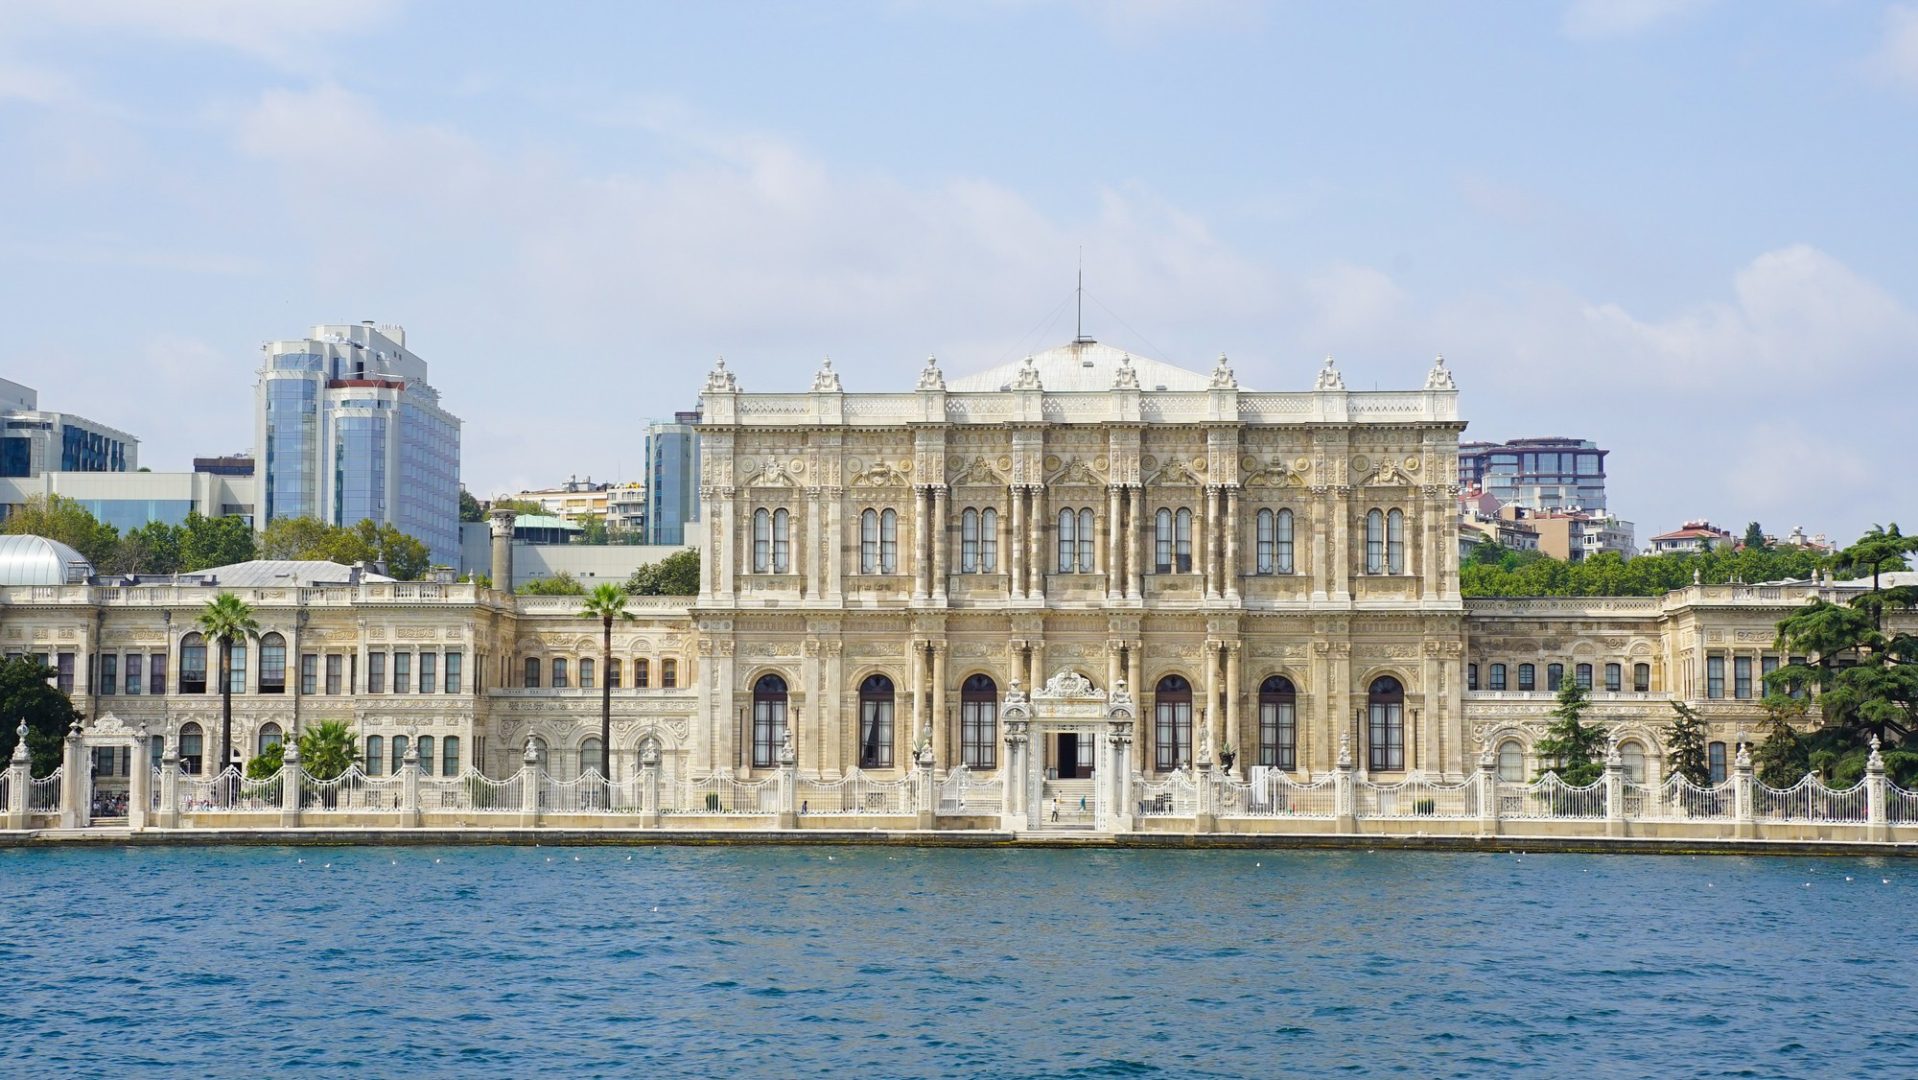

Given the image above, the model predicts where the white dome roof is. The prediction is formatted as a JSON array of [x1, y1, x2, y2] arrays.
[[946, 340, 1215, 393], [0, 534, 94, 586]]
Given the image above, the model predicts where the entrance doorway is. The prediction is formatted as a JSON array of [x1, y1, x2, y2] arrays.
[[1054, 733, 1092, 779]]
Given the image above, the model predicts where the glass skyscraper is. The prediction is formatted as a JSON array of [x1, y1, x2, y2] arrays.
[[255, 323, 462, 566], [644, 410, 701, 545]]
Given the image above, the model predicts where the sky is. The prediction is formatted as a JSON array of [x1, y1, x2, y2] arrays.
[[2, 0, 1915, 544]]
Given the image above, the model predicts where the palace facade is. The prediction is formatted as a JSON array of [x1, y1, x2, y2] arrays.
[[1, 343, 1893, 828]]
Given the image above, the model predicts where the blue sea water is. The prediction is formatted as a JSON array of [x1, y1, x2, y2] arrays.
[[0, 845, 1911, 1078]]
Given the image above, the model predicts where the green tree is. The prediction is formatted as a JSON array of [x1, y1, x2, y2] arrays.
[[112, 520, 184, 575], [519, 572, 586, 596], [0, 656, 78, 777], [259, 516, 336, 560], [245, 739, 284, 780], [1533, 676, 1606, 785], [1743, 522, 1767, 550], [295, 720, 361, 782], [579, 583, 635, 798], [1752, 695, 1811, 787], [490, 498, 545, 516], [623, 549, 700, 596], [258, 516, 431, 579], [1664, 701, 1710, 786], [1, 493, 119, 567], [578, 513, 610, 545], [196, 592, 259, 793], [180, 511, 257, 570], [459, 488, 484, 523]]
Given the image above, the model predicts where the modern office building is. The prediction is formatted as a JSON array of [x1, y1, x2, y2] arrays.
[[644, 410, 701, 545], [1458, 437, 1607, 512], [255, 322, 461, 566], [0, 378, 138, 478], [0, 469, 255, 531]]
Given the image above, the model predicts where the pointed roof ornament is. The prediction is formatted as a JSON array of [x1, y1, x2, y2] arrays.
[[1112, 352, 1141, 390], [916, 354, 946, 391], [811, 355, 843, 393], [1011, 354, 1044, 391], [704, 356, 739, 393], [1209, 352, 1238, 390], [1313, 355, 1346, 391], [1424, 353, 1456, 391]]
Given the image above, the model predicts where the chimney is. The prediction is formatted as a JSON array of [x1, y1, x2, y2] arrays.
[[489, 508, 518, 592]]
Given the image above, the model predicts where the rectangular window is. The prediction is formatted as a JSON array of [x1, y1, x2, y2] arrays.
[[1467, 663, 1478, 692], [369, 652, 386, 694], [56, 652, 74, 695], [1256, 509, 1275, 575], [1707, 656, 1725, 700], [859, 695, 894, 769], [1518, 664, 1535, 691], [1546, 663, 1563, 692], [662, 659, 677, 689], [1733, 657, 1752, 700], [1489, 663, 1507, 691], [1788, 655, 1807, 698], [1604, 663, 1621, 693], [150, 653, 165, 695], [100, 654, 117, 695], [1634, 663, 1651, 693], [1708, 742, 1727, 784], [580, 657, 594, 690], [125, 653, 143, 696], [393, 652, 411, 695], [325, 654, 343, 695], [419, 652, 436, 694], [1760, 655, 1779, 694], [259, 641, 286, 694], [981, 508, 998, 572], [524, 657, 540, 688], [635, 658, 650, 688], [961, 698, 997, 769], [442, 736, 460, 776], [227, 643, 246, 695], [1575, 663, 1592, 690], [300, 654, 318, 695], [444, 652, 462, 694], [1276, 509, 1294, 574]]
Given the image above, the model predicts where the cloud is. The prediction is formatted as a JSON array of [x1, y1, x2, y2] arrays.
[[1870, 3, 1918, 90], [0, 0, 396, 64], [1561, 0, 1712, 40]]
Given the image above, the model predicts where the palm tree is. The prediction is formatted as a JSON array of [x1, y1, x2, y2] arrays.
[[579, 583, 635, 804], [196, 591, 259, 803], [295, 720, 361, 782]]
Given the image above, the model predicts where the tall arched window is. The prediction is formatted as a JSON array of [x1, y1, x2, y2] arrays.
[[1575, 662, 1593, 690], [580, 737, 605, 779], [608, 658, 622, 689], [635, 658, 650, 688], [961, 674, 997, 768], [1155, 509, 1174, 573], [1604, 663, 1621, 692], [259, 632, 287, 694], [1386, 509, 1405, 574], [256, 722, 282, 757], [752, 508, 771, 572], [772, 508, 790, 573], [752, 675, 788, 768], [1633, 663, 1651, 693], [391, 734, 409, 775], [859, 674, 894, 769], [366, 735, 385, 777], [961, 508, 980, 573], [661, 659, 677, 688], [1258, 676, 1297, 769], [860, 509, 879, 573], [880, 509, 899, 573], [417, 735, 435, 777], [1255, 508, 1276, 574], [1367, 676, 1405, 771], [579, 658, 595, 689], [179, 723, 204, 774], [1517, 663, 1535, 691], [1496, 740, 1524, 782], [1619, 741, 1646, 783], [1056, 508, 1076, 572], [980, 507, 998, 572], [1365, 509, 1385, 574], [179, 633, 207, 694], [1490, 662, 1507, 690], [1275, 508, 1294, 574], [1546, 663, 1563, 692], [1154, 675, 1193, 771], [552, 658, 569, 689], [1175, 508, 1193, 572], [524, 657, 541, 689], [1077, 507, 1094, 572]]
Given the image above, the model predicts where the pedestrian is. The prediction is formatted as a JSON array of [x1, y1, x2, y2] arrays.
[[1050, 797, 1059, 822]]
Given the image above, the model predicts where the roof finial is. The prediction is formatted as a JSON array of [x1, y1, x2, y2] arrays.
[[1074, 248, 1094, 345], [1209, 352, 1238, 390], [811, 355, 843, 393], [1313, 355, 1346, 391], [704, 355, 738, 393], [1424, 353, 1456, 391], [916, 354, 946, 391], [1012, 354, 1044, 391]]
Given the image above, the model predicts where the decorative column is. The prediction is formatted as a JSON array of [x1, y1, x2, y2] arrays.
[[158, 740, 179, 829], [1009, 486, 1026, 601], [279, 739, 301, 828], [912, 487, 929, 600], [8, 722, 32, 830], [1334, 731, 1357, 833], [1105, 681, 1135, 833], [1867, 735, 1888, 843], [1224, 642, 1242, 776], [1107, 487, 1125, 600], [1604, 739, 1624, 838], [1129, 487, 1146, 599], [521, 739, 542, 830], [777, 724, 798, 830], [1202, 641, 1221, 771], [1200, 487, 1217, 599], [1106, 642, 1122, 697], [59, 719, 85, 829], [825, 489, 844, 602], [1028, 486, 1047, 603], [1001, 681, 1030, 831], [1030, 639, 1047, 692], [641, 744, 661, 828], [128, 725, 152, 831], [932, 487, 949, 604], [909, 641, 926, 766], [1223, 488, 1240, 602], [719, 487, 738, 599], [400, 736, 421, 829], [1127, 642, 1145, 775], [1733, 741, 1755, 840], [914, 740, 936, 830], [1476, 746, 1498, 837], [930, 642, 949, 772]]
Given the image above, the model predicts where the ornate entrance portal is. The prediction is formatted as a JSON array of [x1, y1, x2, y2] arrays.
[[1000, 671, 1135, 833]]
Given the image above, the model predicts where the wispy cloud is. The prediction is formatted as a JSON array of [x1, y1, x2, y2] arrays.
[[0, 0, 397, 65], [1869, 3, 1918, 90], [1561, 0, 1713, 40]]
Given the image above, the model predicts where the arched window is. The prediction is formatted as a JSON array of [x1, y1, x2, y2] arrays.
[[580, 737, 605, 779], [524, 657, 541, 689], [391, 734, 409, 775], [1604, 663, 1621, 692], [661, 658, 678, 688], [1056, 508, 1076, 572], [1633, 663, 1651, 693], [1386, 509, 1405, 574], [1489, 662, 1507, 691], [1367, 676, 1404, 771], [1153, 675, 1193, 771], [1619, 741, 1646, 783], [980, 507, 998, 572], [366, 735, 385, 777], [859, 674, 894, 769], [1255, 508, 1275, 574], [752, 675, 788, 768], [256, 722, 282, 757], [961, 508, 980, 573], [179, 632, 207, 694], [752, 508, 771, 572], [441, 736, 460, 776], [1547, 663, 1564, 692], [1708, 741, 1728, 784], [1175, 508, 1193, 572], [1497, 740, 1524, 783], [1275, 508, 1294, 574], [772, 508, 790, 573], [860, 509, 879, 573], [608, 658, 622, 689], [417, 735, 435, 777], [179, 723, 204, 774], [1575, 662, 1593, 690], [1078, 507, 1094, 572], [1365, 510, 1385, 574], [961, 674, 997, 768], [1154, 509, 1173, 573], [635, 658, 650, 688], [1258, 676, 1297, 769], [552, 658, 569, 689], [1517, 663, 1535, 691], [879, 509, 899, 573], [259, 632, 287, 694], [579, 658, 595, 690]]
